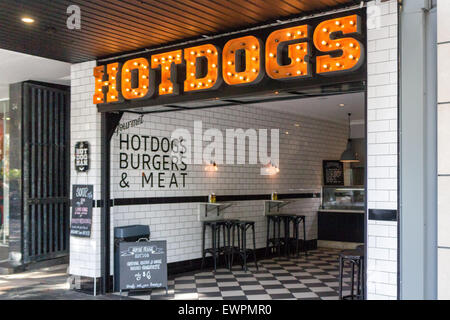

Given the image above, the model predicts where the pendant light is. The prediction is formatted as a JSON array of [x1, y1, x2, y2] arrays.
[[340, 112, 359, 163]]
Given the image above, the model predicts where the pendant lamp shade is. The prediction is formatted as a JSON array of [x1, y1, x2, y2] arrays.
[[340, 113, 359, 163]]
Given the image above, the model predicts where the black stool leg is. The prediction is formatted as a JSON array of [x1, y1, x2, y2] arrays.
[[277, 218, 281, 257], [242, 226, 247, 272], [230, 224, 235, 270], [226, 224, 231, 270], [237, 225, 242, 268], [356, 258, 362, 298], [273, 217, 277, 256], [303, 217, 307, 257], [351, 261, 355, 300], [339, 256, 344, 300], [212, 225, 217, 272], [252, 224, 258, 270], [221, 225, 227, 268], [201, 223, 206, 270], [265, 217, 270, 257], [295, 221, 299, 258], [361, 258, 365, 300], [284, 217, 289, 257]]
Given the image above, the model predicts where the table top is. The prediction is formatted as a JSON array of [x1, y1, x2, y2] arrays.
[[266, 214, 305, 218], [203, 219, 241, 224]]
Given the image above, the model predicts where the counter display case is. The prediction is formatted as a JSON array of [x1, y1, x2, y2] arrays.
[[321, 186, 365, 211], [318, 186, 365, 243]]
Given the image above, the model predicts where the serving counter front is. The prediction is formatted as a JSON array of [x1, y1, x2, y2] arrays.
[[318, 186, 365, 243]]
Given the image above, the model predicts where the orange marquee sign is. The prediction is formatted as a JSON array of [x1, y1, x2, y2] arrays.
[[94, 12, 365, 108]]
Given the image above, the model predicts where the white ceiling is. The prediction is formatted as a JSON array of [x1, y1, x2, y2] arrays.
[[0, 49, 70, 100], [253, 92, 365, 124]]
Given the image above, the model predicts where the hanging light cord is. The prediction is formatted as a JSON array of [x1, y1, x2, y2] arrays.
[[348, 112, 352, 139]]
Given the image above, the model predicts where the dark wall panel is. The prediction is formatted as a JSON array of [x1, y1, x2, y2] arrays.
[[9, 81, 70, 264]]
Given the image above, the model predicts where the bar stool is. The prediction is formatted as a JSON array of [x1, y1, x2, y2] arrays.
[[338, 248, 364, 300], [356, 245, 365, 298], [265, 215, 283, 257], [221, 219, 241, 270], [285, 215, 307, 257], [236, 220, 258, 272], [201, 220, 227, 272]]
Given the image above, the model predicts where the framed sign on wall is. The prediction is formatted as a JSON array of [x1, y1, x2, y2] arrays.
[[70, 185, 94, 238], [323, 160, 344, 186], [75, 141, 90, 172]]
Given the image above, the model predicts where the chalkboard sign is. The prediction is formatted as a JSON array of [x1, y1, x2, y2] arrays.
[[118, 241, 168, 292], [75, 141, 90, 172], [323, 160, 344, 185], [70, 185, 94, 238]]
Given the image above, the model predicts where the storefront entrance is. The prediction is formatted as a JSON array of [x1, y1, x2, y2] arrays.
[[67, 2, 403, 300], [106, 87, 367, 300]]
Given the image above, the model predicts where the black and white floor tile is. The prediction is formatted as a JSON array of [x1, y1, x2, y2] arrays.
[[121, 248, 358, 300]]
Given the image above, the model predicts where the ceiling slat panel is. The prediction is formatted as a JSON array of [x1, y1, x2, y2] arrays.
[[0, 0, 358, 63]]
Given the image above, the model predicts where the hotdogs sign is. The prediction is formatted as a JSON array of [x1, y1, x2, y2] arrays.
[[94, 11, 365, 110]]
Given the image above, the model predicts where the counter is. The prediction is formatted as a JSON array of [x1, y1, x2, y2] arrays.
[[318, 209, 364, 243]]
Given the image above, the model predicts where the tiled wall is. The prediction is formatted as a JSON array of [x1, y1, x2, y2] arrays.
[[366, 0, 398, 300], [69, 61, 102, 278], [437, 0, 450, 300], [110, 109, 348, 264]]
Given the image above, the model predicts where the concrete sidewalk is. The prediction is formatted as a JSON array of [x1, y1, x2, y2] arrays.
[[0, 264, 122, 300]]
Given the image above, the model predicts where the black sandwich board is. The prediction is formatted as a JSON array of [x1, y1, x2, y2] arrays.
[[117, 240, 168, 294]]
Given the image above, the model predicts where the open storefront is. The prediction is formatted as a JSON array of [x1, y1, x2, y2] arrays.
[[69, 3, 399, 300]]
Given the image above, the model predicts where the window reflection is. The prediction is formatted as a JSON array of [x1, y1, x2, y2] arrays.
[[0, 100, 10, 261]]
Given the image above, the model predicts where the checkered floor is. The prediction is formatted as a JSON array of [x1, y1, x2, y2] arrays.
[[120, 248, 359, 300]]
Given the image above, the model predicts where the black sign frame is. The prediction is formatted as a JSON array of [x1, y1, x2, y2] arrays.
[[74, 141, 90, 172], [70, 185, 94, 238], [117, 240, 168, 293], [97, 8, 366, 113], [323, 160, 344, 186]]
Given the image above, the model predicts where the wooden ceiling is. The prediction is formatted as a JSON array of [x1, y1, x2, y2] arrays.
[[0, 0, 360, 63]]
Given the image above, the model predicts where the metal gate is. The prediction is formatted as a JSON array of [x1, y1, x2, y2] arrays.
[[22, 82, 70, 263]]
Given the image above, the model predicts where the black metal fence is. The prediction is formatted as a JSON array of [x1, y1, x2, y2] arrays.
[[22, 82, 70, 263]]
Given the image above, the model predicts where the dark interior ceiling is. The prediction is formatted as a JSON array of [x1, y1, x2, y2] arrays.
[[0, 0, 360, 63]]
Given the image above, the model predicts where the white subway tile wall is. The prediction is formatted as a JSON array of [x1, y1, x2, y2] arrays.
[[366, 0, 398, 300], [110, 108, 348, 265], [69, 61, 102, 278], [438, 0, 450, 300]]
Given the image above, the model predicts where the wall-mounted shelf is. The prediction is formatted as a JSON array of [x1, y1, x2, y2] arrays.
[[264, 200, 292, 215], [198, 203, 232, 221]]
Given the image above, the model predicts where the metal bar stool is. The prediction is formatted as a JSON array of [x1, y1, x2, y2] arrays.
[[236, 220, 258, 272], [222, 219, 241, 270], [338, 247, 364, 300], [265, 215, 283, 257], [201, 220, 227, 272], [287, 215, 307, 257]]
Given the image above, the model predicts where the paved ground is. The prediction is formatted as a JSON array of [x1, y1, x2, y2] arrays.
[[120, 248, 355, 300], [0, 264, 123, 300], [0, 248, 356, 300], [0, 246, 8, 262]]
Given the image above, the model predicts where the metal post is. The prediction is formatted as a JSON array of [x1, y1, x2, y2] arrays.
[[399, 0, 437, 300], [100, 112, 123, 294], [100, 113, 111, 294]]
